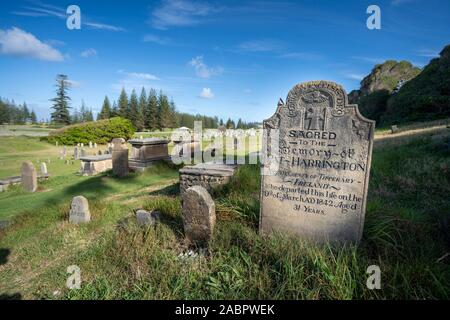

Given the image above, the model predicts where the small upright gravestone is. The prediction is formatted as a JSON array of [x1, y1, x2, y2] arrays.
[[182, 186, 216, 244], [21, 161, 37, 192], [69, 196, 90, 224], [89, 141, 93, 149], [391, 125, 399, 134], [73, 146, 79, 160], [112, 138, 129, 177], [40, 162, 48, 176], [136, 209, 160, 226], [260, 81, 375, 244]]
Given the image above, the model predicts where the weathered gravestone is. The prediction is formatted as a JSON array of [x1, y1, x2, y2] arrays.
[[21, 161, 37, 192], [390, 125, 399, 134], [182, 186, 216, 244], [73, 146, 79, 160], [135, 209, 160, 226], [69, 196, 91, 224], [40, 162, 48, 176], [260, 81, 375, 244], [112, 138, 129, 177]]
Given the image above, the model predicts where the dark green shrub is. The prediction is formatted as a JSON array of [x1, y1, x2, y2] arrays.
[[44, 117, 135, 145]]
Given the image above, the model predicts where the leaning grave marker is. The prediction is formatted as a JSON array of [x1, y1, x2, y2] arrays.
[[260, 81, 375, 244]]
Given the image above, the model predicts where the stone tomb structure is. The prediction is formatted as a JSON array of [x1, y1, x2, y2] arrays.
[[259, 81, 375, 244], [179, 163, 237, 195], [79, 154, 113, 176], [128, 138, 170, 171]]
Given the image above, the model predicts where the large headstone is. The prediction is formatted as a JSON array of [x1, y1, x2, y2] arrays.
[[69, 196, 91, 224], [260, 81, 375, 244], [112, 138, 129, 177], [21, 161, 37, 192], [182, 186, 216, 244]]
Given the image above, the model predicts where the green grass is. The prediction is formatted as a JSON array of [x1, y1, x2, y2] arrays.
[[0, 133, 449, 299]]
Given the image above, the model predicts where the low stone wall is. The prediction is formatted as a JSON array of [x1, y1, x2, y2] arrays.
[[80, 155, 113, 176], [179, 163, 237, 195], [0, 174, 49, 192]]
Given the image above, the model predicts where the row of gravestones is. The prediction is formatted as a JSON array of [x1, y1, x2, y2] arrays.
[[66, 185, 215, 247], [59, 80, 376, 246]]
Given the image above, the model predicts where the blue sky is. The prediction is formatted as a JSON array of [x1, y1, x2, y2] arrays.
[[0, 0, 449, 122]]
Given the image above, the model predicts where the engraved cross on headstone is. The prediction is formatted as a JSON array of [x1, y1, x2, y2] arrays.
[[305, 106, 326, 130]]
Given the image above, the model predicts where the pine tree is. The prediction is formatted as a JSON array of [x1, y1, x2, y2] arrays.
[[146, 89, 159, 130], [0, 99, 9, 124], [30, 110, 37, 124], [50, 74, 71, 125], [71, 108, 80, 123], [136, 87, 146, 131], [22, 103, 30, 123], [169, 98, 179, 128], [111, 101, 118, 117], [129, 89, 139, 128], [98, 96, 111, 120], [158, 91, 171, 129], [118, 88, 128, 119], [226, 118, 233, 129], [236, 118, 243, 129], [80, 101, 87, 122]]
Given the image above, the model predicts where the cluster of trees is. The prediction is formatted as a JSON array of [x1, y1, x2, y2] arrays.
[[97, 88, 179, 131], [222, 118, 260, 130], [2, 74, 260, 130], [0, 98, 37, 124], [96, 87, 260, 130]]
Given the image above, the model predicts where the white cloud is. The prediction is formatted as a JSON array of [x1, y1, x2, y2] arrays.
[[189, 56, 223, 78], [391, 0, 416, 6], [66, 79, 81, 88], [199, 88, 214, 99], [12, 3, 125, 32], [151, 0, 220, 30], [417, 49, 439, 58], [0, 27, 64, 61], [113, 70, 160, 92], [84, 22, 126, 32], [238, 39, 284, 53], [279, 52, 323, 60], [351, 56, 386, 64], [143, 34, 171, 45], [345, 73, 365, 81], [80, 48, 97, 58]]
